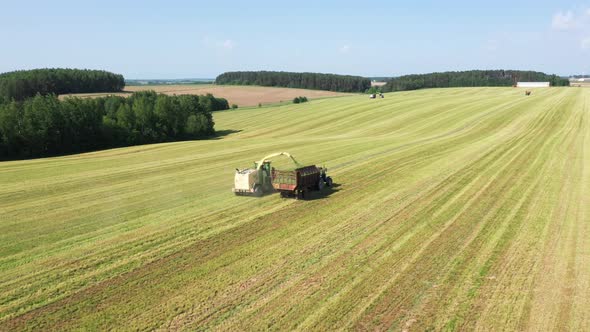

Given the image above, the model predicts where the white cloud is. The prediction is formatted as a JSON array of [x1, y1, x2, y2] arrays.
[[218, 39, 234, 50], [202, 36, 235, 51], [551, 7, 590, 50], [552, 10, 576, 30], [339, 45, 350, 53]]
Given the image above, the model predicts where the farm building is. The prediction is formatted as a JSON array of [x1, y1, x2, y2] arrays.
[[516, 82, 550, 88]]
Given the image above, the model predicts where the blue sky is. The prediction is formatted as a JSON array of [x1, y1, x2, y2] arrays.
[[1, 0, 589, 78]]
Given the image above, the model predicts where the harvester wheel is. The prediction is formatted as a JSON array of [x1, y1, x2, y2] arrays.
[[326, 177, 333, 187], [318, 179, 325, 190], [253, 185, 263, 197]]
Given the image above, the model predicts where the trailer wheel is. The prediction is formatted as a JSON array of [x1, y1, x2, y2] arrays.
[[326, 177, 333, 187], [296, 190, 305, 200]]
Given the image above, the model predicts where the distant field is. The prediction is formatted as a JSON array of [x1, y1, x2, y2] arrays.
[[1, 88, 589, 330], [60, 84, 350, 107]]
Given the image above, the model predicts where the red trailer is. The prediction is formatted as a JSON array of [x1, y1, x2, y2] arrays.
[[271, 165, 332, 199]]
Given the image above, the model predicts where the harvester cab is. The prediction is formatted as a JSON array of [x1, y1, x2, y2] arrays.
[[254, 160, 274, 192]]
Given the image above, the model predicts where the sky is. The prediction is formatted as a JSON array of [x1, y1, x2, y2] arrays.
[[1, 0, 589, 79]]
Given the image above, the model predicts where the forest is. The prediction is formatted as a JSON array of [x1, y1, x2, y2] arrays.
[[215, 71, 371, 92], [0, 68, 125, 101], [381, 70, 570, 92], [0, 91, 228, 160]]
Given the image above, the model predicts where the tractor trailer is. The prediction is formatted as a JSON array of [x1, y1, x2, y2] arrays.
[[272, 165, 332, 199], [233, 152, 332, 199]]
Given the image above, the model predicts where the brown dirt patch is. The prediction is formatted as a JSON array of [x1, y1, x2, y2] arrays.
[[60, 85, 351, 107]]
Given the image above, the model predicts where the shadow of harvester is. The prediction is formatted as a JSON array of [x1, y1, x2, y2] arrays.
[[297, 183, 341, 201], [233, 183, 341, 200]]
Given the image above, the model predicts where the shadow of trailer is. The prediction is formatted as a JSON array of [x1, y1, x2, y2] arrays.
[[271, 165, 332, 199]]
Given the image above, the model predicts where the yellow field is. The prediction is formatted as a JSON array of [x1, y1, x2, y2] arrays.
[[60, 84, 349, 107], [1, 87, 589, 330]]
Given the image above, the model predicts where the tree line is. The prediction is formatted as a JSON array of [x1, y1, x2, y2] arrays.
[[0, 68, 125, 101], [0, 91, 228, 160], [215, 71, 371, 92], [381, 70, 570, 92]]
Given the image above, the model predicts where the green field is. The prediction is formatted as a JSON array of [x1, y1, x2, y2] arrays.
[[1, 87, 589, 331]]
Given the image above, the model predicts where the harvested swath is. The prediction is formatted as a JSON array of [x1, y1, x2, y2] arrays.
[[0, 87, 588, 331]]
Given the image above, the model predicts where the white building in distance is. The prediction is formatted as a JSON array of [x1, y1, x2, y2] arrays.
[[516, 82, 550, 88]]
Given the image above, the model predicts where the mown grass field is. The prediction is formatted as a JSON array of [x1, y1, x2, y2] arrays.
[[1, 87, 589, 331]]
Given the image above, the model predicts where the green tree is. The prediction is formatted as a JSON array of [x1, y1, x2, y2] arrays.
[[185, 114, 207, 137], [0, 90, 219, 160], [0, 68, 125, 101], [215, 71, 371, 92], [0, 101, 24, 157]]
